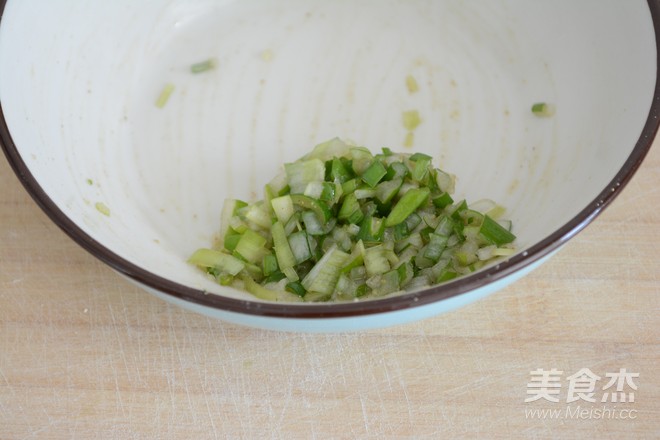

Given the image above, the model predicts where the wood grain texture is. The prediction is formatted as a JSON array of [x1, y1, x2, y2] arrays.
[[1, 142, 659, 440]]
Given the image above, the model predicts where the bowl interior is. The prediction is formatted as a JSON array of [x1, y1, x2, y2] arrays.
[[0, 0, 656, 301]]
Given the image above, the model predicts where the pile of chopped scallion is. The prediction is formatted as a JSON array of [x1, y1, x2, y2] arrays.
[[189, 138, 516, 302]]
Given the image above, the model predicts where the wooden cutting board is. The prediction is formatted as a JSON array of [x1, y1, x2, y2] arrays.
[[1, 143, 659, 439]]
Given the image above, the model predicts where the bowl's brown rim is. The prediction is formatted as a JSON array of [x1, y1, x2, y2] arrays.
[[1, 0, 659, 319]]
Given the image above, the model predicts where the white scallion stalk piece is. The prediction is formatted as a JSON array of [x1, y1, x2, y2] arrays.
[[301, 245, 350, 295], [469, 199, 497, 214], [155, 83, 175, 108], [364, 245, 391, 278], [234, 230, 267, 264], [304, 181, 325, 199], [302, 137, 352, 161], [285, 159, 325, 194], [245, 203, 272, 230], [288, 231, 314, 264], [272, 221, 298, 281], [270, 195, 294, 224], [220, 199, 247, 245], [188, 248, 245, 275], [493, 247, 516, 257], [242, 275, 303, 302]]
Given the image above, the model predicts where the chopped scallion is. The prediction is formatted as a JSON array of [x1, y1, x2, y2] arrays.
[[479, 215, 516, 246], [361, 160, 387, 188], [189, 138, 516, 302], [190, 58, 216, 74], [95, 202, 110, 216], [234, 229, 267, 264], [531, 102, 555, 117], [385, 187, 430, 227], [155, 83, 175, 108]]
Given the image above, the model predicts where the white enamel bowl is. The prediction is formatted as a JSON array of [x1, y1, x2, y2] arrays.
[[1, 0, 658, 332]]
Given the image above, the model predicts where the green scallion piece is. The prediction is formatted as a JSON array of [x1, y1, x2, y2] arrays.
[[437, 270, 459, 283], [286, 281, 307, 297], [479, 215, 516, 246], [386, 162, 409, 180], [409, 152, 432, 161], [330, 158, 353, 183], [531, 102, 555, 117], [262, 253, 279, 276], [357, 216, 386, 243], [190, 58, 216, 74], [361, 160, 387, 188], [341, 178, 359, 195], [338, 193, 364, 224], [375, 177, 402, 204], [223, 229, 241, 252], [397, 262, 414, 286], [432, 192, 454, 209], [385, 187, 430, 227], [319, 182, 336, 202], [410, 156, 431, 182], [423, 233, 448, 262], [449, 199, 468, 221], [290, 194, 332, 223]]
